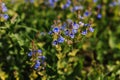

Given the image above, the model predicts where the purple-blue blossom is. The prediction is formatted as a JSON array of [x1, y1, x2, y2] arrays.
[[81, 30, 87, 35], [69, 33, 75, 38], [73, 23, 79, 29], [84, 11, 90, 17], [97, 13, 102, 19], [52, 40, 58, 46], [3, 14, 9, 20], [57, 36, 65, 43], [65, 30, 69, 36], [53, 27, 60, 33], [34, 60, 41, 69], [89, 27, 94, 32]]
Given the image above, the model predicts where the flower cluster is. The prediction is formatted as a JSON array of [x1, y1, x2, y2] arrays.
[[0, 2, 9, 20], [49, 19, 94, 46], [28, 49, 46, 70]]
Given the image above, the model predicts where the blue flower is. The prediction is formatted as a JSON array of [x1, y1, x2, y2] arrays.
[[81, 30, 87, 35], [69, 33, 75, 38], [34, 60, 41, 69], [28, 51, 33, 56], [3, 14, 9, 20], [89, 27, 94, 32], [57, 36, 65, 43], [39, 56, 46, 60], [73, 23, 79, 29], [84, 11, 90, 17], [52, 40, 58, 45], [38, 49, 42, 53], [53, 27, 60, 33], [97, 13, 102, 19], [65, 30, 69, 36]]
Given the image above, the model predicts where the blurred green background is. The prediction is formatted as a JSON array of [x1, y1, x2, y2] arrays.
[[0, 0, 120, 80]]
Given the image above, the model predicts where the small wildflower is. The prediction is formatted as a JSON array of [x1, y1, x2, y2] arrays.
[[81, 30, 87, 35], [57, 36, 65, 43], [89, 27, 94, 32], [34, 60, 41, 69], [73, 23, 79, 29], [38, 49, 42, 53], [65, 30, 69, 36], [28, 51, 33, 57], [53, 27, 60, 33], [84, 11, 90, 17], [52, 40, 58, 45], [3, 14, 9, 20], [97, 13, 102, 19], [69, 33, 75, 38]]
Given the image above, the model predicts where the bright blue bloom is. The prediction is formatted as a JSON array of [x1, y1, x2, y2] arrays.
[[84, 11, 90, 17], [52, 40, 58, 45], [53, 27, 60, 33], [57, 36, 65, 43], [89, 27, 94, 32], [73, 23, 79, 29], [28, 51, 33, 56], [65, 30, 69, 36], [97, 13, 102, 19], [34, 60, 41, 69], [3, 14, 9, 20], [81, 30, 87, 35], [38, 49, 42, 53], [69, 33, 75, 38]]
